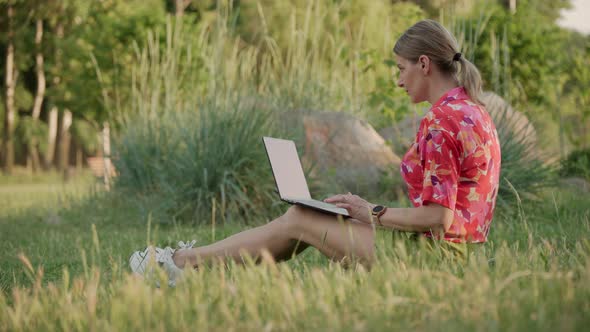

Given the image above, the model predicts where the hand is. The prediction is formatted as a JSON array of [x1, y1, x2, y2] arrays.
[[324, 192, 375, 224]]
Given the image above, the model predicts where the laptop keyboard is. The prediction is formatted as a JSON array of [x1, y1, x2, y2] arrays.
[[295, 199, 342, 210]]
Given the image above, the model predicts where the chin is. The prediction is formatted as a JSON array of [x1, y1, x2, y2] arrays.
[[411, 95, 426, 104]]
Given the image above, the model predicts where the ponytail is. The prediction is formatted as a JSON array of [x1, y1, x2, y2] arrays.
[[457, 57, 483, 105]]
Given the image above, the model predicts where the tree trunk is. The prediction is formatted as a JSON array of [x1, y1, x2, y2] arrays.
[[558, 99, 565, 160], [76, 144, 83, 171], [510, 0, 517, 13], [44, 107, 58, 169], [175, 0, 191, 17], [102, 122, 112, 191], [58, 110, 72, 173], [32, 19, 45, 120], [27, 146, 41, 173], [2, 5, 17, 174], [29, 18, 46, 173], [46, 21, 64, 170]]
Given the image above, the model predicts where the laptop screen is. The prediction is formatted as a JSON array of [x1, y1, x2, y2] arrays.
[[263, 137, 311, 200]]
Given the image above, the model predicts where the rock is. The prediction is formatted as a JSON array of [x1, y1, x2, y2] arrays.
[[481, 91, 537, 148], [379, 108, 427, 156], [559, 177, 590, 193], [301, 111, 400, 194]]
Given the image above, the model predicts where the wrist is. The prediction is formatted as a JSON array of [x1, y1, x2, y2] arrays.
[[371, 205, 387, 226]]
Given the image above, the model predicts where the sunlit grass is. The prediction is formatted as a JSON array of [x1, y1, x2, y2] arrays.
[[0, 174, 589, 331], [0, 169, 98, 218]]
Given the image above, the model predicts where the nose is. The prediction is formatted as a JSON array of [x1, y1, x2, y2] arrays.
[[397, 78, 404, 88]]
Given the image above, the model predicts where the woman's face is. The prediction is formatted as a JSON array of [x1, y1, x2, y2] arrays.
[[395, 55, 428, 104]]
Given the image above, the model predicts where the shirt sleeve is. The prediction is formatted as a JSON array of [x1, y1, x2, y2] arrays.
[[418, 129, 461, 210]]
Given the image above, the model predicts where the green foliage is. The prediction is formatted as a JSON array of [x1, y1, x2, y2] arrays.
[[562, 39, 590, 148], [14, 84, 33, 111], [14, 116, 47, 154], [70, 120, 99, 155], [560, 148, 590, 180], [463, 0, 574, 111], [366, 55, 415, 130], [54, 0, 168, 122]]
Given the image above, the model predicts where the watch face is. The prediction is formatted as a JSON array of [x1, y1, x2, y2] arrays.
[[372, 205, 384, 214]]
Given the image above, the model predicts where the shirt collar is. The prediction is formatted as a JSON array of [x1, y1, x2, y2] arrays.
[[433, 86, 468, 107]]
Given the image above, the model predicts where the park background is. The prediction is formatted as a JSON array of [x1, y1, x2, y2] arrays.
[[1, 0, 589, 330]]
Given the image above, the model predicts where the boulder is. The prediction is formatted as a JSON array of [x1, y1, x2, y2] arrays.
[[379, 108, 426, 156], [301, 111, 400, 194], [559, 177, 590, 193], [481, 91, 537, 148]]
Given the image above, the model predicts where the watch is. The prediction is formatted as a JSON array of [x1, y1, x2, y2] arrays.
[[371, 205, 387, 226]]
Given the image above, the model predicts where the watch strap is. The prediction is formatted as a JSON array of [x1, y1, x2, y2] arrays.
[[372, 206, 387, 226]]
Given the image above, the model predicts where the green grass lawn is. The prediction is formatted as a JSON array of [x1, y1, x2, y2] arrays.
[[1, 173, 589, 331]]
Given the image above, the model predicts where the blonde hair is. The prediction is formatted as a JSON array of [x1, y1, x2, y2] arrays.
[[394, 19, 483, 105]]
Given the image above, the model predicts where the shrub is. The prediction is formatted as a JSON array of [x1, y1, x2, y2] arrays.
[[560, 148, 590, 180], [493, 105, 557, 204], [112, 22, 283, 224], [114, 98, 281, 224]]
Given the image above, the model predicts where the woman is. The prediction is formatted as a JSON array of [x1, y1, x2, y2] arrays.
[[129, 19, 501, 285]]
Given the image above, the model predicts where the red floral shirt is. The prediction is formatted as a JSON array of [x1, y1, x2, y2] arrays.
[[400, 87, 501, 243]]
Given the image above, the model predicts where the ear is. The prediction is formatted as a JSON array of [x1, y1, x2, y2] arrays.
[[418, 55, 430, 74]]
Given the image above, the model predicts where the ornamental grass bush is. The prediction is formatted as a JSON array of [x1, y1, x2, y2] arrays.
[[560, 148, 590, 181]]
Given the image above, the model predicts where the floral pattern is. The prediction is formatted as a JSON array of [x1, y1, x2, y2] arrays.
[[400, 87, 501, 243]]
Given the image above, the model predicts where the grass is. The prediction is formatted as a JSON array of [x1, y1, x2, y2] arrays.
[[0, 173, 589, 331]]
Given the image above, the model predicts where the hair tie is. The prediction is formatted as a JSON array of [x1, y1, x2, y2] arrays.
[[453, 52, 462, 61]]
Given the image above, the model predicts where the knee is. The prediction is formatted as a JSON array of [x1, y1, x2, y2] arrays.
[[284, 205, 309, 220], [275, 205, 311, 234]]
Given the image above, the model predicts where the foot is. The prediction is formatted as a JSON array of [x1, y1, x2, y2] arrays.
[[129, 240, 197, 287], [129, 246, 165, 276]]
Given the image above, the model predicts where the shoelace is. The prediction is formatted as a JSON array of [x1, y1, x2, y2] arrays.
[[177, 240, 197, 250]]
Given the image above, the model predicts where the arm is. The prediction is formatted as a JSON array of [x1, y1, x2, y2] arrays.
[[376, 203, 453, 233], [324, 194, 453, 233]]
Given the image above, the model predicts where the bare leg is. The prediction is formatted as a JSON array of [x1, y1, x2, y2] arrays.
[[173, 205, 376, 268]]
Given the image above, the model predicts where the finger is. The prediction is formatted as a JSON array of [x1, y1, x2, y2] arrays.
[[335, 203, 352, 210], [323, 195, 337, 202], [324, 194, 345, 203]]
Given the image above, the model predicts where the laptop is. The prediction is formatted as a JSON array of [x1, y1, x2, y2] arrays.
[[262, 136, 350, 217]]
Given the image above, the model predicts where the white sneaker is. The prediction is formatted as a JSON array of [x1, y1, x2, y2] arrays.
[[129, 246, 165, 276], [129, 240, 197, 287]]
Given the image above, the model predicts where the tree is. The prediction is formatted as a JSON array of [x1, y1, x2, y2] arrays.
[[2, 1, 17, 174], [563, 37, 590, 149], [459, 1, 572, 108], [26, 0, 50, 172]]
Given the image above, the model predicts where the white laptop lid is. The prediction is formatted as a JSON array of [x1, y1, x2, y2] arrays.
[[263, 137, 311, 200]]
